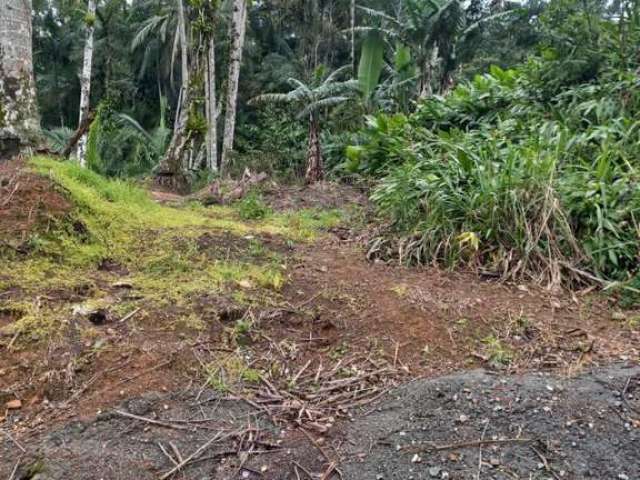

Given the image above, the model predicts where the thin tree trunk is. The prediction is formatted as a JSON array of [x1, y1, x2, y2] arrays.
[[0, 0, 40, 157], [157, 0, 193, 183], [305, 114, 323, 183], [76, 0, 97, 167], [173, 0, 189, 132], [221, 0, 247, 173], [177, 0, 189, 108], [351, 0, 356, 73], [419, 45, 438, 100], [205, 35, 218, 172]]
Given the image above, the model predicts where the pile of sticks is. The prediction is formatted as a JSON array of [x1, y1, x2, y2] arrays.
[[246, 353, 400, 433]]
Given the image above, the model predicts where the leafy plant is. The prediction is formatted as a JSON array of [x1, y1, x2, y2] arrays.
[[236, 192, 271, 220], [351, 7, 640, 290]]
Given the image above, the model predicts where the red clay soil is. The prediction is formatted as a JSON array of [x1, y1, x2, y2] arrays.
[[271, 240, 638, 377], [0, 157, 70, 246]]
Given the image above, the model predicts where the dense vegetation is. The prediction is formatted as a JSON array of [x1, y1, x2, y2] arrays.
[[350, 2, 640, 292], [33, 0, 538, 176]]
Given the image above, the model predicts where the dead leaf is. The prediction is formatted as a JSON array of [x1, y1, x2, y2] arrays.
[[6, 399, 22, 410]]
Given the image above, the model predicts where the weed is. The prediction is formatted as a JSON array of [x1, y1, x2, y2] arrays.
[[237, 192, 271, 220], [481, 335, 513, 368], [203, 354, 261, 392], [391, 284, 409, 297]]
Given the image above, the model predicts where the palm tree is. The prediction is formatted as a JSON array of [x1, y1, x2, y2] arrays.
[[356, 0, 518, 98], [250, 66, 357, 183]]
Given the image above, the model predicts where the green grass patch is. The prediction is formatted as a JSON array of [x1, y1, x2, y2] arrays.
[[0, 157, 343, 344]]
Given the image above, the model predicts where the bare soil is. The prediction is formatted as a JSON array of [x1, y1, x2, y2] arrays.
[[1, 165, 639, 479], [0, 157, 70, 248]]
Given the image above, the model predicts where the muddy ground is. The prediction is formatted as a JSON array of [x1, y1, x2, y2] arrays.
[[1, 365, 638, 479]]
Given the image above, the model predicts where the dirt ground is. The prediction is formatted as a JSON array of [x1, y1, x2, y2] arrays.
[[1, 365, 638, 479], [1, 161, 639, 479]]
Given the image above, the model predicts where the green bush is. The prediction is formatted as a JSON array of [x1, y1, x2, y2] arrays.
[[237, 192, 272, 220], [350, 7, 640, 289]]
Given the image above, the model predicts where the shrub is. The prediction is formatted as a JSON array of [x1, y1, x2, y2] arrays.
[[351, 28, 640, 290], [236, 192, 272, 220]]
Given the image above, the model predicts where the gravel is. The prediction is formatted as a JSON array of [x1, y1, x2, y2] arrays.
[[341, 365, 640, 480], [1, 365, 638, 479]]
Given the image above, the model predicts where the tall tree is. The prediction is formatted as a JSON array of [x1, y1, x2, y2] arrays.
[[76, 0, 97, 166], [0, 0, 40, 157], [221, 0, 247, 172], [205, 32, 218, 172], [175, 0, 189, 129]]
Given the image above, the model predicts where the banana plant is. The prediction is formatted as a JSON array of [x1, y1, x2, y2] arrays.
[[249, 66, 358, 182]]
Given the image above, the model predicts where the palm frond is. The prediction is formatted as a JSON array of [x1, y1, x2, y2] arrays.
[[459, 9, 521, 41], [427, 0, 459, 22], [343, 26, 399, 38], [287, 78, 313, 96], [117, 113, 153, 143], [322, 65, 352, 85], [356, 5, 401, 25], [315, 79, 359, 98], [131, 15, 168, 52], [297, 96, 352, 119], [248, 93, 294, 106]]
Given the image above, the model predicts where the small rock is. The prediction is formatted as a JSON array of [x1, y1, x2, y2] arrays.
[[6, 399, 22, 410], [458, 414, 469, 423], [411, 453, 422, 463], [428, 466, 441, 477], [489, 457, 501, 467], [618, 475, 629, 480]]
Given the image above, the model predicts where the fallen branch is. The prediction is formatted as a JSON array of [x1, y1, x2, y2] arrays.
[[112, 356, 174, 388], [119, 307, 141, 323], [61, 111, 95, 158], [2, 429, 26, 453], [402, 437, 533, 453], [159, 429, 242, 480], [194, 169, 268, 206], [8, 456, 22, 480], [113, 409, 193, 431]]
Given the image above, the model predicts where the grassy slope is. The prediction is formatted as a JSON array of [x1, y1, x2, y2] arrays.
[[0, 156, 342, 342]]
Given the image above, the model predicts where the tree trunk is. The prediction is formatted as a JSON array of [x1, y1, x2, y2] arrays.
[[76, 0, 97, 167], [156, 0, 194, 186], [419, 46, 438, 100], [176, 0, 189, 124], [205, 35, 218, 172], [350, 0, 356, 73], [305, 114, 323, 183], [0, 0, 40, 158], [221, 0, 247, 173]]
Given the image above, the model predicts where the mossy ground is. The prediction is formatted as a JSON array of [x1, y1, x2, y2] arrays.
[[0, 156, 342, 345]]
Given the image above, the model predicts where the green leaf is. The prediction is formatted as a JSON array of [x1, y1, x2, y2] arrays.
[[358, 30, 385, 102]]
